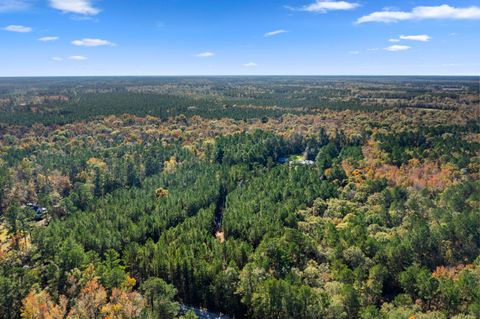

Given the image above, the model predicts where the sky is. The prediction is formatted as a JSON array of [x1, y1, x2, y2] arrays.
[[1, 0, 480, 76]]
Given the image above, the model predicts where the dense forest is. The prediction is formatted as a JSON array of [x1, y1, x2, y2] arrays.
[[0, 76, 478, 126], [0, 77, 479, 319]]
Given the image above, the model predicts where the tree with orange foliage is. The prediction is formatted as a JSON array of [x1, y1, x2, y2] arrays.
[[21, 289, 67, 319], [155, 188, 169, 198], [101, 288, 145, 319], [67, 278, 107, 319]]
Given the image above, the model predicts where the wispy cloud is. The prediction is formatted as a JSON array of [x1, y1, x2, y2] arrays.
[[38, 36, 59, 42], [349, 51, 359, 55], [52, 57, 63, 61], [385, 45, 411, 52], [357, 5, 480, 24], [291, 1, 359, 13], [195, 52, 215, 58], [70, 15, 96, 21], [72, 38, 115, 47], [49, 0, 101, 15], [264, 29, 288, 37], [399, 34, 431, 42], [0, 0, 32, 12], [243, 62, 258, 67], [388, 38, 400, 42], [2, 24, 31, 32], [68, 55, 88, 60]]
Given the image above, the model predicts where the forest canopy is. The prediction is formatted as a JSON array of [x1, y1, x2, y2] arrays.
[[0, 77, 479, 319]]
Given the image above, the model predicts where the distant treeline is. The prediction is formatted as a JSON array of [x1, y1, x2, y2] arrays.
[[1, 76, 478, 126], [0, 92, 378, 126]]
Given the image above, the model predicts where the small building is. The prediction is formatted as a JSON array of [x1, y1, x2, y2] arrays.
[[289, 159, 315, 166], [26, 203, 47, 221], [180, 305, 231, 319]]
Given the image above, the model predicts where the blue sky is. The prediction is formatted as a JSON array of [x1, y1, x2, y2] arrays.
[[1, 0, 479, 76]]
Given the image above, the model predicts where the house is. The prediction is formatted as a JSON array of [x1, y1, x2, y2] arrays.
[[26, 203, 47, 221], [180, 305, 231, 319], [289, 159, 315, 166]]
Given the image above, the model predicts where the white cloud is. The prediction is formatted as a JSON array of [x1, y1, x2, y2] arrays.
[[295, 1, 360, 13], [49, 0, 100, 15], [38, 36, 59, 42], [52, 57, 63, 61], [0, 0, 31, 12], [68, 55, 87, 60], [349, 51, 359, 55], [72, 38, 115, 47], [2, 24, 31, 32], [243, 62, 258, 67], [388, 38, 400, 42], [385, 45, 411, 52], [399, 34, 431, 42], [357, 5, 480, 23], [195, 52, 215, 58], [367, 48, 379, 51], [264, 29, 288, 37]]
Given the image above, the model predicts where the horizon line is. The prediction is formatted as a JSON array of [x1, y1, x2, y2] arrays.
[[0, 74, 479, 78]]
